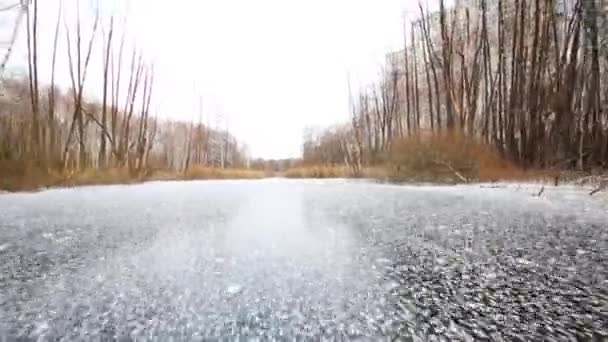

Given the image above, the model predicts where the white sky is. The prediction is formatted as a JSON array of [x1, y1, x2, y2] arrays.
[[2, 0, 438, 159]]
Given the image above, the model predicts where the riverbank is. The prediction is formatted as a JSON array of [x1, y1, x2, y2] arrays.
[[2, 162, 605, 195], [282, 164, 554, 183], [284, 132, 605, 186], [282, 165, 607, 194], [0, 166, 268, 192]]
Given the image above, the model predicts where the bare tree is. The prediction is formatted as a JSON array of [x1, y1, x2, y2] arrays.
[[63, 4, 99, 170], [47, 1, 62, 165], [99, 15, 114, 168], [26, 0, 40, 158], [304, 0, 608, 174]]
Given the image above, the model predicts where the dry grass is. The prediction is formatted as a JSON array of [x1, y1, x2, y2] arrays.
[[282, 165, 389, 179], [0, 165, 153, 192], [183, 166, 267, 180], [386, 131, 527, 183], [0, 161, 61, 191], [0, 141, 576, 192], [62, 168, 147, 187], [359, 166, 389, 179], [0, 162, 268, 192], [283, 166, 354, 179]]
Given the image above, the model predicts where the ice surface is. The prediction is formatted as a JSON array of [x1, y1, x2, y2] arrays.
[[0, 179, 606, 339]]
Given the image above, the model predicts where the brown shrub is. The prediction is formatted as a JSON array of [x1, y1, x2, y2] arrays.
[[387, 131, 525, 183]]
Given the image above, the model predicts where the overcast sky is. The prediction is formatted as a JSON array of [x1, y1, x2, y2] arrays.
[[2, 0, 437, 159]]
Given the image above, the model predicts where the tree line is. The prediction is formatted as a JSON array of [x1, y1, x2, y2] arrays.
[[304, 0, 608, 174], [0, 0, 247, 180]]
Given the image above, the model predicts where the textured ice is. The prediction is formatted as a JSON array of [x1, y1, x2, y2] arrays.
[[0, 179, 606, 340], [225, 285, 243, 295]]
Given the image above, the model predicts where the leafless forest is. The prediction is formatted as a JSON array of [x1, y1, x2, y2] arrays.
[[303, 0, 608, 177], [2, 0, 608, 188], [0, 1, 248, 188]]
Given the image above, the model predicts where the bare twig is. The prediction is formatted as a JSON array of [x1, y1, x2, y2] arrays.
[[589, 179, 607, 196], [437, 160, 468, 183], [533, 185, 545, 197]]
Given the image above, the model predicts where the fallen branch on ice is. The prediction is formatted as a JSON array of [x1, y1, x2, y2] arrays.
[[574, 175, 608, 196]]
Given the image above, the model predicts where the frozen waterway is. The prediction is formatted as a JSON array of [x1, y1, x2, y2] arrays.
[[0, 179, 606, 340]]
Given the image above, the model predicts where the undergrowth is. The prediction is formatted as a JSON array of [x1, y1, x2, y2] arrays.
[[0, 161, 267, 192], [386, 131, 527, 183]]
